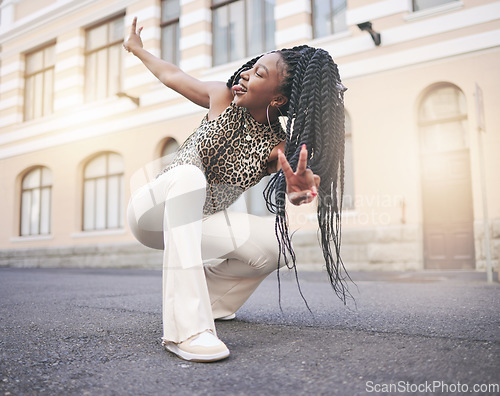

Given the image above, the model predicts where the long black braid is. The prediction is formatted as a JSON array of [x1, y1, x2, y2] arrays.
[[226, 46, 351, 304]]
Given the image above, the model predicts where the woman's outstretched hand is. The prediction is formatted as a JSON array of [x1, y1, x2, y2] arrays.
[[123, 17, 143, 54], [278, 144, 320, 206]]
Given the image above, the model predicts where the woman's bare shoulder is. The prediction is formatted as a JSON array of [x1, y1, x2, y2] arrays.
[[207, 83, 234, 120]]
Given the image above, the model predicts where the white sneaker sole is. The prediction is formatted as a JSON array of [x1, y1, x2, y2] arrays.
[[216, 313, 236, 321], [164, 342, 230, 362]]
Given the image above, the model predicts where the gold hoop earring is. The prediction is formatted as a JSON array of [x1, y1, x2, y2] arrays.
[[266, 104, 272, 130]]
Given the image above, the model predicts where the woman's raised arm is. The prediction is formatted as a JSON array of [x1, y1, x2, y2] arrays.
[[123, 17, 224, 109]]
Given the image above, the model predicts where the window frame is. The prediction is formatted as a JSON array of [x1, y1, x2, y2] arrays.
[[24, 43, 56, 121], [418, 83, 468, 155], [211, 0, 276, 67], [84, 14, 125, 103], [311, 0, 347, 40], [160, 0, 181, 65], [82, 152, 125, 231], [20, 166, 52, 236]]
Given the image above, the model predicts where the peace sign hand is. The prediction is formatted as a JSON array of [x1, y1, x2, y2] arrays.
[[123, 17, 144, 53], [278, 144, 321, 206]]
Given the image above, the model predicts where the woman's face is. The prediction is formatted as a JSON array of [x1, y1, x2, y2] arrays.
[[231, 52, 287, 111]]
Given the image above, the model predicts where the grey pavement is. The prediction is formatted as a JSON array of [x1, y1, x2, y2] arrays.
[[0, 267, 499, 396]]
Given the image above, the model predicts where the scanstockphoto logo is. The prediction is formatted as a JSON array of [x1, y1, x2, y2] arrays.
[[365, 380, 500, 394]]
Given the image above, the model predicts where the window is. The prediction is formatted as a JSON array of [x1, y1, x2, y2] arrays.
[[85, 15, 124, 102], [161, 0, 181, 65], [24, 44, 55, 121], [312, 0, 347, 39], [418, 84, 468, 154], [412, 0, 458, 12], [343, 111, 354, 209], [83, 153, 125, 231], [212, 0, 276, 66], [20, 167, 52, 236]]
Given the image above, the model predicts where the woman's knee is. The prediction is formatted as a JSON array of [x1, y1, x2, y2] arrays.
[[127, 196, 165, 250], [126, 165, 206, 249]]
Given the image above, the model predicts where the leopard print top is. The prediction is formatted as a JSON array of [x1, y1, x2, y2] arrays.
[[160, 102, 285, 215]]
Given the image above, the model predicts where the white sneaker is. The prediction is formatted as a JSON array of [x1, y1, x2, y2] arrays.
[[163, 331, 230, 362], [216, 313, 236, 321]]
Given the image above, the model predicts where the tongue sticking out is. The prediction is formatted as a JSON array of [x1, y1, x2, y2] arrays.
[[232, 85, 245, 93]]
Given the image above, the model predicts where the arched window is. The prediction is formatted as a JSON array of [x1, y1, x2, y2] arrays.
[[20, 167, 52, 236], [83, 152, 124, 231], [419, 84, 468, 153], [160, 138, 180, 169]]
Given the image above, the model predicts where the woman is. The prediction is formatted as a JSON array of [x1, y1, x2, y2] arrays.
[[124, 17, 348, 362]]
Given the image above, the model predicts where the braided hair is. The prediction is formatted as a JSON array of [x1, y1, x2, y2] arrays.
[[226, 46, 351, 304]]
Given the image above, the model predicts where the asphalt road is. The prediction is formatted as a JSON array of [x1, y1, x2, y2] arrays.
[[0, 267, 499, 395]]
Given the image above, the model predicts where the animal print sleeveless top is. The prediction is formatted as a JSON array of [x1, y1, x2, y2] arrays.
[[160, 103, 285, 215]]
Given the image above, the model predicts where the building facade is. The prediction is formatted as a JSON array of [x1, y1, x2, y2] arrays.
[[0, 0, 499, 273]]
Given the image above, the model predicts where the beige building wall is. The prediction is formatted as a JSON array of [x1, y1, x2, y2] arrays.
[[0, 0, 499, 273]]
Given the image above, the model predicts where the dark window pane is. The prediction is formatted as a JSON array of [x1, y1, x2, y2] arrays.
[[213, 0, 275, 66], [332, 0, 347, 34], [246, 0, 264, 56], [264, 0, 276, 51], [162, 23, 179, 64], [313, 0, 330, 38], [162, 0, 180, 21], [229, 1, 245, 63], [213, 6, 229, 66], [313, 0, 347, 39]]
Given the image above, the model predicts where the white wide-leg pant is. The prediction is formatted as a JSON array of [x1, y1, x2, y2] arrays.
[[127, 165, 282, 343]]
